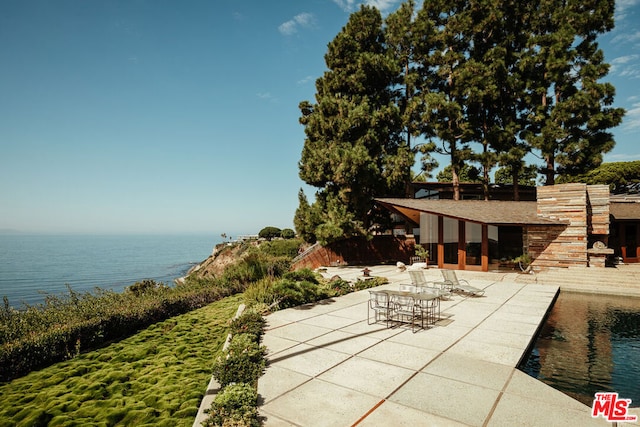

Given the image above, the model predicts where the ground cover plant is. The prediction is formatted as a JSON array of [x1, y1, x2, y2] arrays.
[[0, 294, 243, 427], [0, 281, 234, 382]]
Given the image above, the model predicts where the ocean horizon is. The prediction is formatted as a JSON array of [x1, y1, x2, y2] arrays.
[[0, 233, 222, 308]]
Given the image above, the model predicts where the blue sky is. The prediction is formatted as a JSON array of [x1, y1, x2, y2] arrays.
[[1, 0, 639, 235]]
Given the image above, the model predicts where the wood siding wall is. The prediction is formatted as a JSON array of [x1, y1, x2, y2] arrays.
[[535, 184, 589, 267], [587, 185, 610, 237], [291, 235, 416, 271]]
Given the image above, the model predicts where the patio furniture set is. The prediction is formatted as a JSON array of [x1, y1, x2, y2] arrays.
[[368, 269, 485, 333]]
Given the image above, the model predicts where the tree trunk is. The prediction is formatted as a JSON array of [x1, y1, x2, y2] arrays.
[[545, 155, 555, 186], [450, 141, 460, 201], [482, 139, 490, 201], [512, 169, 520, 201], [452, 169, 460, 200]]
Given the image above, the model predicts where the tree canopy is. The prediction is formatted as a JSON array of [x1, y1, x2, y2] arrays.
[[557, 161, 640, 193], [295, 0, 624, 243], [436, 164, 482, 183], [296, 6, 413, 244], [258, 226, 281, 241]]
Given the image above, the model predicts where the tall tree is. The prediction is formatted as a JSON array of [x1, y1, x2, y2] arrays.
[[412, 0, 475, 200], [296, 6, 413, 244], [462, 0, 532, 199], [385, 0, 439, 189], [520, 0, 624, 185], [293, 189, 319, 243]]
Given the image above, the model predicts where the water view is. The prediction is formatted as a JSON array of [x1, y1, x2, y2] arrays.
[[0, 234, 219, 307], [520, 291, 640, 407]]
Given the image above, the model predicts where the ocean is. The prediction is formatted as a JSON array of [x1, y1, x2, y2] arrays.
[[0, 234, 220, 308]]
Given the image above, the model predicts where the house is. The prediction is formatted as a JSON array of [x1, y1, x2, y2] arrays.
[[376, 183, 640, 272]]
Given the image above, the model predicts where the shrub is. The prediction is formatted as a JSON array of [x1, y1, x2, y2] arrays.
[[258, 238, 303, 258], [229, 312, 265, 343], [323, 278, 352, 296], [126, 279, 168, 296], [282, 268, 318, 284], [280, 228, 295, 239], [243, 277, 277, 309], [0, 279, 233, 382], [211, 334, 266, 387], [272, 279, 328, 309], [353, 276, 388, 291], [220, 253, 268, 291], [203, 383, 260, 427], [262, 256, 291, 278], [258, 226, 281, 241]]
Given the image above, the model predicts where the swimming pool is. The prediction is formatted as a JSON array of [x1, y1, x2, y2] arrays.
[[519, 291, 640, 407]]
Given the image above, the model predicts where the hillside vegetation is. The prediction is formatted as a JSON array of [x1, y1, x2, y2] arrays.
[[0, 295, 242, 426], [0, 239, 301, 382]]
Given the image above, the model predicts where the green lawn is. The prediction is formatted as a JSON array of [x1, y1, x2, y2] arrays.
[[0, 294, 243, 427]]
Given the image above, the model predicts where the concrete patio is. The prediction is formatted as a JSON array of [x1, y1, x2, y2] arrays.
[[257, 265, 638, 426]]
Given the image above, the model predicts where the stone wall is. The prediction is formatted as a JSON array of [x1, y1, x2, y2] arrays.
[[586, 185, 610, 238], [535, 183, 589, 268]]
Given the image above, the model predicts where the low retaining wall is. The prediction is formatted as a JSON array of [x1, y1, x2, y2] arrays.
[[291, 235, 416, 270]]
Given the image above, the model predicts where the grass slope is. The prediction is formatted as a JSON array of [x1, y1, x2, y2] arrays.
[[0, 294, 242, 427]]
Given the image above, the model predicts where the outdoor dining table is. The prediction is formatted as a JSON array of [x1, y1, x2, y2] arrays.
[[384, 289, 440, 331]]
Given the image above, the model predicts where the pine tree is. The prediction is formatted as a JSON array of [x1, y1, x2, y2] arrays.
[[385, 0, 439, 190], [297, 6, 413, 244], [520, 0, 624, 185], [461, 0, 531, 199], [412, 0, 475, 200]]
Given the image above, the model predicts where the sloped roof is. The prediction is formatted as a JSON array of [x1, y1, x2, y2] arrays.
[[610, 201, 640, 220], [376, 198, 567, 226]]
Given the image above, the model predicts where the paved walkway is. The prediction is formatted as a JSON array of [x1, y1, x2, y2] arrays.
[[257, 266, 637, 427]]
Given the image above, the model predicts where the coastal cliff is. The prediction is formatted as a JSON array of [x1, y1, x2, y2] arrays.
[[184, 242, 254, 281]]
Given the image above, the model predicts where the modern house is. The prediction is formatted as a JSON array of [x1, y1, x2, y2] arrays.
[[376, 183, 640, 272]]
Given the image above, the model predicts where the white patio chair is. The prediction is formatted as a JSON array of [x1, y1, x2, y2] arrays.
[[368, 290, 391, 326], [391, 294, 419, 332], [414, 296, 439, 328]]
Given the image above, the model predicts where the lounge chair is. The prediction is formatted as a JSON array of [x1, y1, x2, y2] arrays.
[[408, 270, 450, 297], [439, 269, 485, 296]]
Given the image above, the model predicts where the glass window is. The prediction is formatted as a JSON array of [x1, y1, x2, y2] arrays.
[[443, 217, 458, 264], [419, 213, 438, 263], [499, 226, 524, 260], [465, 222, 482, 266], [489, 225, 499, 265]]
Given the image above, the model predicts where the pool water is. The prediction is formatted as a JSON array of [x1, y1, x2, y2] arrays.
[[519, 291, 640, 407]]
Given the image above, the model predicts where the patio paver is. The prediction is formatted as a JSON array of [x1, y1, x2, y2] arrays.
[[257, 266, 611, 426]]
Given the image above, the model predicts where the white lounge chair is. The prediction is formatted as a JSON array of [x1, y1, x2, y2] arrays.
[[408, 270, 450, 297], [439, 269, 485, 296]]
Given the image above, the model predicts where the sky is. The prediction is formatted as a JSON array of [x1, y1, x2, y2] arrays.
[[1, 0, 639, 235]]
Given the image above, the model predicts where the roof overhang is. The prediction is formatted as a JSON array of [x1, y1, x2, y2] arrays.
[[610, 201, 640, 221], [376, 198, 567, 226]]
